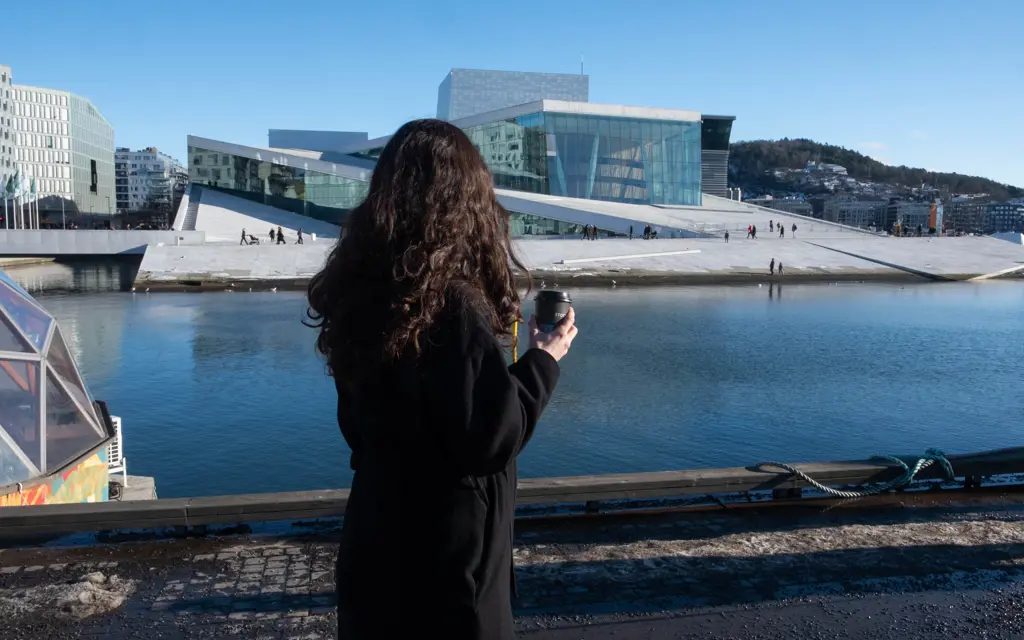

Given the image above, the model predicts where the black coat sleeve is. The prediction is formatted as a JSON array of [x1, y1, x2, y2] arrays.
[[427, 308, 560, 478], [334, 376, 362, 470]]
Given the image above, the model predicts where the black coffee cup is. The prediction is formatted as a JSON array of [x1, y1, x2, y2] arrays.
[[534, 290, 571, 333]]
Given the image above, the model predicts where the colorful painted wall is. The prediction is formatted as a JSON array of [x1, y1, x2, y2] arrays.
[[0, 446, 109, 507]]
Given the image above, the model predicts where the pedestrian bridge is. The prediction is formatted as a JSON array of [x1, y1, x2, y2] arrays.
[[0, 230, 207, 257]]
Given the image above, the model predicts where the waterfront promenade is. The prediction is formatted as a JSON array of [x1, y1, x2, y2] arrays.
[[2, 490, 1023, 639], [133, 234, 1024, 290]]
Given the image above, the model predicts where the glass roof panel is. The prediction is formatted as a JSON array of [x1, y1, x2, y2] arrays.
[[0, 281, 51, 351], [45, 328, 94, 416], [44, 369, 105, 473], [0, 308, 33, 353]]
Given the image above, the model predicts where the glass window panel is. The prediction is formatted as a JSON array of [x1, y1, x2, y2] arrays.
[[0, 358, 41, 471], [44, 370, 103, 473], [0, 434, 35, 486], [0, 281, 51, 350], [45, 328, 93, 413]]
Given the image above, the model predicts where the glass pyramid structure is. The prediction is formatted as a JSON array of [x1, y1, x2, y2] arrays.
[[0, 270, 109, 487]]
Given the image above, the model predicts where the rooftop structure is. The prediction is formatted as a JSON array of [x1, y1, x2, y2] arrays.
[[700, 115, 735, 198], [437, 68, 589, 121], [0, 269, 110, 496]]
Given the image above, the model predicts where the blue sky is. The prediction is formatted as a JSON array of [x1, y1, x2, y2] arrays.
[[4, 0, 1022, 186]]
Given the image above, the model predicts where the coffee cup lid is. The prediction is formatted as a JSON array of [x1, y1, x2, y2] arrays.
[[535, 290, 571, 302]]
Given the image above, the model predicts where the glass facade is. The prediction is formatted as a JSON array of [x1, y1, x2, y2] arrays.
[[509, 211, 590, 237], [188, 146, 369, 224], [464, 111, 702, 206], [10, 85, 114, 214]]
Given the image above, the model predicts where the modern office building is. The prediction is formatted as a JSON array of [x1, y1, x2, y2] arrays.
[[823, 199, 887, 229], [437, 68, 589, 121], [267, 130, 368, 154], [885, 201, 933, 232], [700, 115, 734, 198], [0, 66, 13, 177], [944, 199, 990, 234], [3, 63, 114, 216], [114, 147, 186, 213], [988, 202, 1024, 233]]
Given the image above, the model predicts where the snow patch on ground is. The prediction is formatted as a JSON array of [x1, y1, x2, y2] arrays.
[[0, 572, 137, 619], [519, 518, 1024, 566]]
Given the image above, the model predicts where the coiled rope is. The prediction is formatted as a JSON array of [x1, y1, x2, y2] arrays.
[[756, 448, 956, 498]]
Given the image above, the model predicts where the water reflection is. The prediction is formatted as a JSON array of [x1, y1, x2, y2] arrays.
[[7, 260, 139, 295], [6, 271, 1024, 499]]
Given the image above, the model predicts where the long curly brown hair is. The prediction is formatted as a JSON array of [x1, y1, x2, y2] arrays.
[[306, 119, 529, 381]]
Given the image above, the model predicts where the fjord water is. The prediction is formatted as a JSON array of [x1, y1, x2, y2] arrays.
[[14, 262, 1024, 498]]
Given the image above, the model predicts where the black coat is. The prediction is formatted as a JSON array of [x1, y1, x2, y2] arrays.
[[333, 297, 560, 639]]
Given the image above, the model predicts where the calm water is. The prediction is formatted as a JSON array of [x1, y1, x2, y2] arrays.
[[10, 262, 1024, 498]]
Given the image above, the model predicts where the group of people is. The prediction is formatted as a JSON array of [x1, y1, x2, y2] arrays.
[[769, 257, 785, 275], [769, 219, 798, 238], [240, 225, 305, 245], [580, 224, 600, 240], [744, 220, 799, 240]]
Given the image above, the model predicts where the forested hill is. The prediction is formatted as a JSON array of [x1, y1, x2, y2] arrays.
[[729, 139, 1023, 201]]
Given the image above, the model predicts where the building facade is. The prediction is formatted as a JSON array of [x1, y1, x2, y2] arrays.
[[944, 199, 990, 234], [187, 136, 371, 225], [115, 147, 186, 213], [0, 66, 13, 178], [823, 199, 887, 229], [988, 202, 1024, 233], [4, 65, 114, 216], [700, 115, 734, 198], [347, 101, 704, 207], [437, 68, 589, 121], [885, 201, 933, 232]]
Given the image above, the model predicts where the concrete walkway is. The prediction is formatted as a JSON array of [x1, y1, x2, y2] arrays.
[[1, 491, 1023, 638], [134, 236, 1024, 288]]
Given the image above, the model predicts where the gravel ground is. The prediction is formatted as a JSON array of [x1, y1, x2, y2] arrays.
[[0, 493, 1022, 638]]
